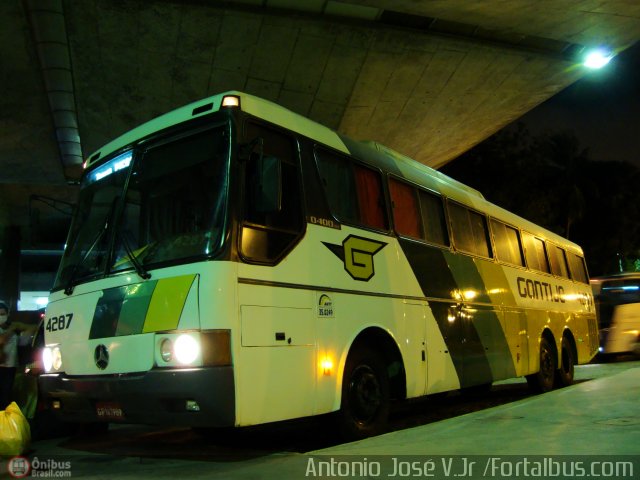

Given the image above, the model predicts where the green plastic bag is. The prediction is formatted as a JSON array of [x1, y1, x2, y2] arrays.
[[12, 373, 38, 420], [0, 402, 31, 456]]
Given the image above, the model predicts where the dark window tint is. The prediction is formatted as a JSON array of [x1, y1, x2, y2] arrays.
[[448, 202, 492, 258], [549, 244, 570, 278], [523, 233, 550, 273], [315, 148, 387, 230], [567, 252, 589, 284], [419, 190, 449, 246], [241, 123, 303, 263], [490, 219, 524, 266]]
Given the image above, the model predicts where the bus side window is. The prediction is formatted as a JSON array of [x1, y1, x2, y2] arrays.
[[448, 202, 492, 258], [490, 219, 524, 267], [523, 232, 550, 273], [315, 148, 387, 231], [241, 123, 304, 263], [389, 178, 421, 239], [419, 189, 449, 247], [549, 244, 570, 279], [568, 252, 589, 284]]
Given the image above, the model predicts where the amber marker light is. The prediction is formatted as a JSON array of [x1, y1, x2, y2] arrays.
[[321, 357, 334, 376]]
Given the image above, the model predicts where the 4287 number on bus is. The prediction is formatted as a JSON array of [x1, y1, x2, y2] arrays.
[[46, 313, 73, 332]]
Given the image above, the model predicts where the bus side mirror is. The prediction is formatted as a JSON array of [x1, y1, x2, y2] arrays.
[[253, 155, 282, 214], [241, 137, 282, 214], [239, 137, 264, 162]]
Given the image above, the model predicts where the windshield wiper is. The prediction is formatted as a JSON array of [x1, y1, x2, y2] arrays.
[[64, 199, 117, 295], [119, 232, 151, 280]]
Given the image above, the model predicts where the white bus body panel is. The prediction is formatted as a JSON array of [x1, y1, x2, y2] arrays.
[[604, 303, 640, 354]]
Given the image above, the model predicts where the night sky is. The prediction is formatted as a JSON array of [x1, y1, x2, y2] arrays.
[[516, 41, 640, 166]]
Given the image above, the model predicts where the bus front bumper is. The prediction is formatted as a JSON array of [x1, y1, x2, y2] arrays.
[[38, 366, 235, 427]]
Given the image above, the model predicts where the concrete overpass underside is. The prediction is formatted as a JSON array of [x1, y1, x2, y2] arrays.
[[1, 0, 640, 250]]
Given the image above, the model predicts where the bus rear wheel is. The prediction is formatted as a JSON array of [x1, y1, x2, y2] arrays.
[[554, 337, 575, 388], [526, 337, 556, 393], [338, 348, 390, 440]]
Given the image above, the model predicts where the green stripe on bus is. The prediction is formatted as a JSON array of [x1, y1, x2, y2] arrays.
[[142, 274, 196, 333], [398, 239, 518, 387], [446, 253, 517, 382], [90, 286, 127, 339], [115, 281, 158, 336]]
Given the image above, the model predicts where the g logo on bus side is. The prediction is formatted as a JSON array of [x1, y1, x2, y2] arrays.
[[323, 235, 387, 281]]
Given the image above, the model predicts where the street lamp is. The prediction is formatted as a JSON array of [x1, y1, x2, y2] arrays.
[[583, 47, 614, 69]]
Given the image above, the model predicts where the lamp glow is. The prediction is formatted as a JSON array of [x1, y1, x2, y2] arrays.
[[174, 334, 200, 365], [321, 357, 334, 376], [43, 347, 53, 372], [222, 95, 240, 108], [583, 48, 613, 69]]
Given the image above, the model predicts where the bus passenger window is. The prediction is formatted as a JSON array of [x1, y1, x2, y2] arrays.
[[241, 123, 304, 263], [389, 178, 421, 239], [315, 148, 387, 231], [568, 252, 589, 284], [523, 233, 550, 273], [354, 165, 387, 230], [315, 149, 358, 223], [549, 244, 570, 278], [490, 219, 524, 266], [448, 202, 492, 258], [419, 190, 449, 247]]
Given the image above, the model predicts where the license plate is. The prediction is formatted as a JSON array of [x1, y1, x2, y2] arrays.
[[96, 402, 125, 420]]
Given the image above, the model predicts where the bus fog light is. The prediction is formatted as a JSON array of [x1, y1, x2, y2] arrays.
[[43, 347, 53, 372], [160, 338, 173, 362], [174, 334, 200, 365], [186, 400, 200, 412], [52, 400, 61, 410], [52, 346, 63, 371]]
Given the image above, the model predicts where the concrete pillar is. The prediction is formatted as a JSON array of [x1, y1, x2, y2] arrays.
[[0, 225, 21, 310]]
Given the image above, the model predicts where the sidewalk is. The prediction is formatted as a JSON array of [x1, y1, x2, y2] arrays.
[[11, 365, 640, 479]]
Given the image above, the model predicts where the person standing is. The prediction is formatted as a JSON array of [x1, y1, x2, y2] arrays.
[[0, 301, 36, 410], [0, 300, 17, 410]]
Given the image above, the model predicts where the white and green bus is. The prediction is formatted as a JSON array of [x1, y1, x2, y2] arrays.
[[40, 92, 598, 439]]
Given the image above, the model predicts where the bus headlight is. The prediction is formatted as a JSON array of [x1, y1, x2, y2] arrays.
[[43, 347, 53, 372], [52, 346, 63, 371], [43, 346, 63, 372], [160, 338, 173, 363], [174, 334, 200, 365], [155, 330, 230, 368]]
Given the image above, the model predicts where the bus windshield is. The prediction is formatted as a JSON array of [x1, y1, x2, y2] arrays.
[[54, 124, 231, 291]]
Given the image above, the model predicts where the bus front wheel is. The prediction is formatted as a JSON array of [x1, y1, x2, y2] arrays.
[[526, 337, 556, 393], [338, 348, 390, 440]]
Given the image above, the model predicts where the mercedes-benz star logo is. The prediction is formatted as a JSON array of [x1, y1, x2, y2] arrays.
[[94, 344, 109, 370]]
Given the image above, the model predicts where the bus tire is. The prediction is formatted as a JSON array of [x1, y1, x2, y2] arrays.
[[555, 337, 575, 388], [526, 337, 556, 393], [338, 347, 390, 440]]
